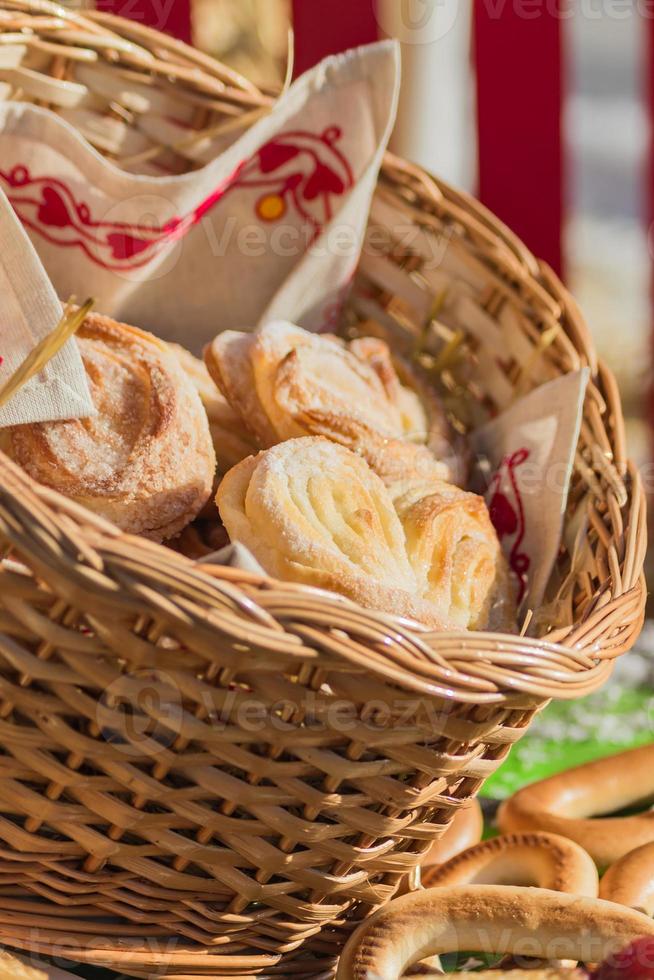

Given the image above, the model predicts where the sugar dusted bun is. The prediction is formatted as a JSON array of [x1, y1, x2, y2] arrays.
[[205, 322, 461, 485], [1, 313, 215, 542], [216, 438, 510, 630]]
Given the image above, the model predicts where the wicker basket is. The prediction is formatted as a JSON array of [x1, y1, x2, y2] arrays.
[[0, 3, 647, 977]]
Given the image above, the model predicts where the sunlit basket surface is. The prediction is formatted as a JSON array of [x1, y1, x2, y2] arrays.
[[0, 2, 646, 977]]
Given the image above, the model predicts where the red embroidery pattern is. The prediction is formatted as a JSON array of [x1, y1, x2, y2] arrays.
[[0, 127, 354, 273], [488, 448, 531, 603]]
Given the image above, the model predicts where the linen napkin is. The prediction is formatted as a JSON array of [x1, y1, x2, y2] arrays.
[[0, 187, 93, 427], [0, 42, 400, 351], [470, 369, 590, 613]]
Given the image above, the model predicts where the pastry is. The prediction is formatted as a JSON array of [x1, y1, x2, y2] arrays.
[[216, 437, 511, 630], [205, 321, 461, 485], [216, 436, 445, 626], [169, 343, 257, 474], [497, 744, 654, 868], [453, 972, 584, 979], [600, 841, 654, 915], [0, 951, 47, 979], [421, 831, 598, 897], [391, 476, 515, 631], [350, 335, 469, 485], [335, 885, 654, 980], [0, 313, 215, 541]]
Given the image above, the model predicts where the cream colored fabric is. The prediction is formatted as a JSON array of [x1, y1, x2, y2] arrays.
[[0, 43, 399, 347], [470, 370, 590, 615], [0, 188, 93, 428]]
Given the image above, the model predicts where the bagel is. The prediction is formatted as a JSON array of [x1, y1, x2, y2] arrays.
[[600, 840, 654, 915], [455, 973, 584, 979], [498, 745, 654, 868], [335, 885, 654, 980], [422, 832, 598, 897], [420, 800, 483, 870]]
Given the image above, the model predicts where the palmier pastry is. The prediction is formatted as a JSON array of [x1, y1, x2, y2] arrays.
[[169, 343, 257, 473], [391, 476, 515, 631], [0, 314, 215, 542], [205, 321, 461, 485], [216, 438, 510, 630]]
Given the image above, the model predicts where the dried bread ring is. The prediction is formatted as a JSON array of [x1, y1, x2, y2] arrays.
[[421, 831, 598, 897], [498, 745, 654, 868], [600, 840, 654, 914], [335, 885, 654, 980], [420, 800, 483, 870]]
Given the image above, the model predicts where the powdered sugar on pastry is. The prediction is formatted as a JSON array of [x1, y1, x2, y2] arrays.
[[2, 313, 216, 542], [205, 322, 461, 485], [217, 438, 449, 627], [217, 438, 512, 630], [205, 330, 277, 446], [391, 477, 515, 631]]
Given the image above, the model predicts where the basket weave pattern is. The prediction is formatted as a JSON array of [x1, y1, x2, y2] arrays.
[[0, 2, 646, 974]]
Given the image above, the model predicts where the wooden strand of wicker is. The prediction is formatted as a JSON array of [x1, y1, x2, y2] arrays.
[[0, 2, 646, 976]]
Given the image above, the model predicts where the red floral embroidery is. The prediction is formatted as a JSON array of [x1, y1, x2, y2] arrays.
[[0, 126, 354, 273], [488, 448, 531, 603]]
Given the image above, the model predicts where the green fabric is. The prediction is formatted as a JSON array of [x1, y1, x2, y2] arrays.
[[484, 686, 653, 798]]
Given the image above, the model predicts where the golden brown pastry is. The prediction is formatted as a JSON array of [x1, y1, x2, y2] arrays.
[[454, 973, 584, 979], [205, 322, 461, 485], [335, 885, 654, 980], [497, 744, 654, 868], [349, 335, 469, 484], [169, 343, 257, 474], [216, 437, 510, 630], [0, 313, 215, 542], [600, 841, 654, 915], [0, 951, 47, 980], [391, 477, 515, 631], [421, 831, 598, 897]]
